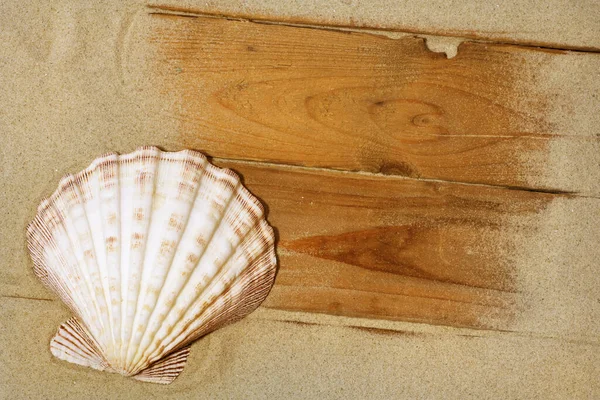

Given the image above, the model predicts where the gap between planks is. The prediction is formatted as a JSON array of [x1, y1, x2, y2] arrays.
[[146, 4, 600, 55]]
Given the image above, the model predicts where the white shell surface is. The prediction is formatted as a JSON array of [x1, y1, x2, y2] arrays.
[[27, 147, 277, 383]]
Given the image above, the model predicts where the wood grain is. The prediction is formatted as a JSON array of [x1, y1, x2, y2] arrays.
[[148, 2, 600, 51], [210, 159, 558, 330], [1, 2, 599, 396], [140, 12, 600, 195]]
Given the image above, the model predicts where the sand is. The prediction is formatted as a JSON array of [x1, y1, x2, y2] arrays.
[[1, 1, 599, 398]]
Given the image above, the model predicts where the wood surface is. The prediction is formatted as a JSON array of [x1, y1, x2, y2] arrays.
[[139, 11, 600, 196], [125, 10, 600, 334], [148, 2, 600, 51], [211, 160, 549, 331]]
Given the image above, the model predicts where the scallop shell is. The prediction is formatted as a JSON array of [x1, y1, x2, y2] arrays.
[[26, 147, 277, 384]]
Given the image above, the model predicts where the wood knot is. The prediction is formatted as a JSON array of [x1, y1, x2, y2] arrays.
[[378, 161, 419, 178], [412, 113, 436, 126]]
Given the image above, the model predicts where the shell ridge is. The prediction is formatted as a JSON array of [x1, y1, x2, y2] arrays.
[[26, 218, 59, 291], [81, 162, 116, 359], [72, 170, 113, 355], [96, 155, 122, 363], [181, 222, 275, 340], [128, 168, 241, 373], [123, 151, 162, 370], [27, 218, 80, 316], [69, 180, 110, 347], [131, 205, 266, 373], [117, 150, 149, 370], [119, 148, 161, 369], [33, 206, 71, 301], [128, 153, 207, 371], [132, 345, 190, 384], [75, 154, 121, 362], [117, 153, 133, 371], [41, 198, 97, 327], [180, 245, 277, 349], [50, 317, 110, 372], [125, 152, 186, 370], [128, 169, 242, 373], [115, 158, 124, 364], [51, 179, 108, 347]]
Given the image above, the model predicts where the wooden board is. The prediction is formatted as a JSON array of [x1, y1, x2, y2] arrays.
[[147, 3, 600, 54], [134, 11, 600, 196], [208, 159, 600, 338], [3, 297, 599, 398]]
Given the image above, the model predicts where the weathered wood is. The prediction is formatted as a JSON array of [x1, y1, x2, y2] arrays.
[[148, 2, 600, 51], [210, 159, 562, 331], [138, 12, 600, 196], [3, 297, 599, 398]]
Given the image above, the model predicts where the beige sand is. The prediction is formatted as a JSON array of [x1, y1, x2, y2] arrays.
[[1, 1, 599, 399]]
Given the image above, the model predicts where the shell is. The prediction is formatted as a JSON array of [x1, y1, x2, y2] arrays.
[[26, 147, 277, 384]]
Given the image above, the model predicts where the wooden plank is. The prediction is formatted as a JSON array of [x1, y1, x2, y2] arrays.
[[3, 298, 599, 398], [147, 2, 600, 54], [146, 0, 600, 51], [134, 12, 600, 196], [202, 159, 600, 336]]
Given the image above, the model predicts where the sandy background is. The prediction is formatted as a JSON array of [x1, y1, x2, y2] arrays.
[[1, 1, 599, 399]]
